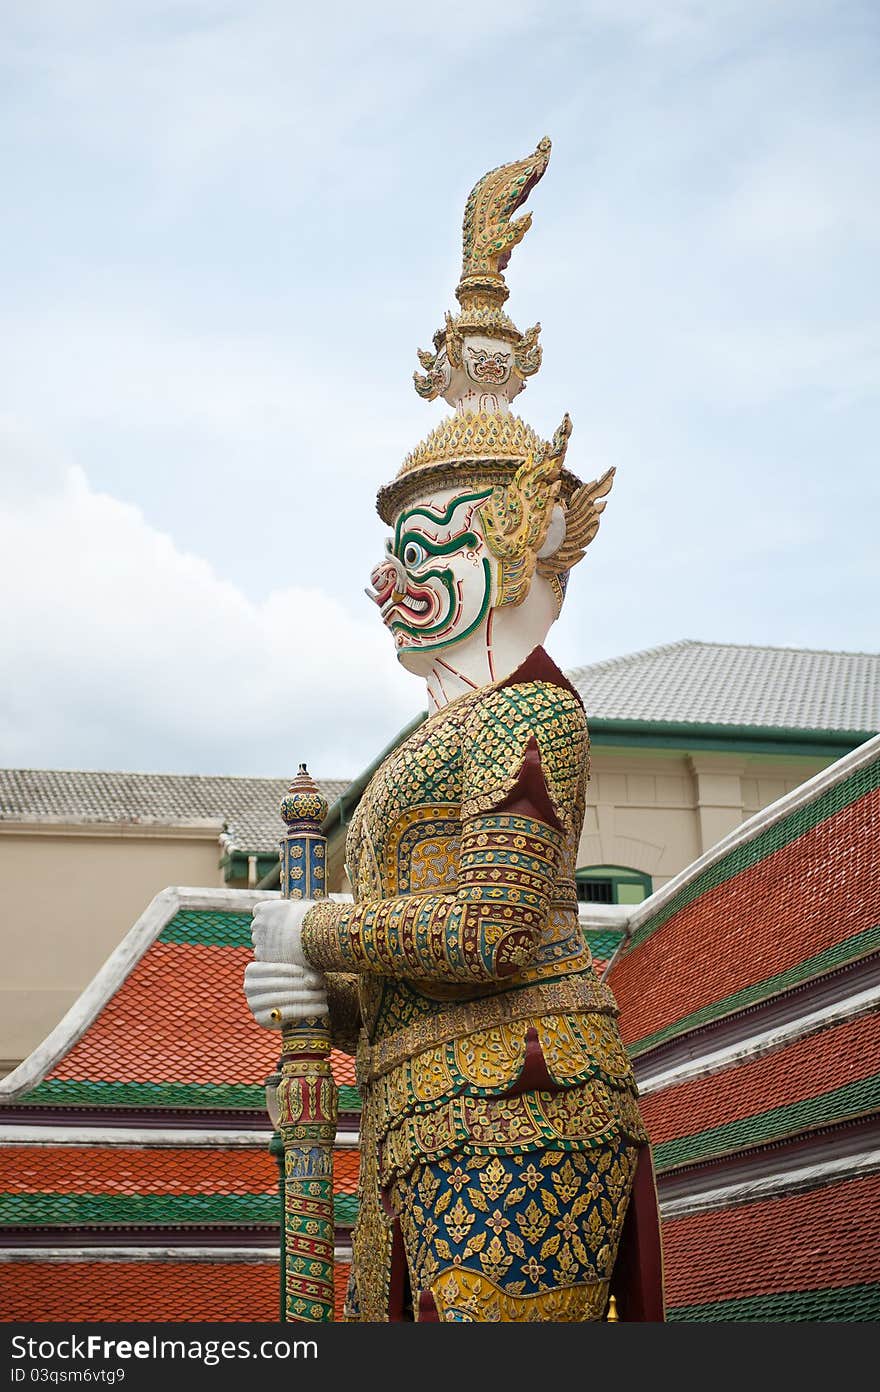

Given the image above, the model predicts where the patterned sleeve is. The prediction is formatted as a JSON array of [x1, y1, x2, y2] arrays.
[[299, 681, 587, 984]]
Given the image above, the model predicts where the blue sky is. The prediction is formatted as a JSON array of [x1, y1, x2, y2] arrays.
[[1, 1, 878, 778]]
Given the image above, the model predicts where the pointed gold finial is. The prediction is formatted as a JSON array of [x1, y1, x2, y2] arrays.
[[457, 136, 552, 308], [606, 1293, 620, 1322], [413, 139, 551, 405]]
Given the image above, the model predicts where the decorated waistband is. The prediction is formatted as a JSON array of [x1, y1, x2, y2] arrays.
[[360, 973, 619, 1083]]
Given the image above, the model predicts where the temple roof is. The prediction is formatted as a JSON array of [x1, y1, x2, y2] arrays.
[[606, 733, 880, 1320], [0, 768, 349, 854], [568, 640, 880, 734], [0, 887, 358, 1321], [2, 734, 878, 1321]]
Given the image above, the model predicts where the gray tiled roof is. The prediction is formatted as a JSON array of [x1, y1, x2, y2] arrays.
[[567, 640, 880, 733], [0, 769, 349, 854], [3, 644, 877, 850]]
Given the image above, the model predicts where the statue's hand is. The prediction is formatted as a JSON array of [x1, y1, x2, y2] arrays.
[[251, 898, 313, 967], [243, 898, 328, 1030]]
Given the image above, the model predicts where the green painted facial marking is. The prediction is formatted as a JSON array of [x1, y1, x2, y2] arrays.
[[391, 558, 492, 652], [396, 527, 481, 562], [392, 489, 493, 555], [388, 490, 495, 656]]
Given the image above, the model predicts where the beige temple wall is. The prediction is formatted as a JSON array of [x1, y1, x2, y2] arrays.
[[577, 746, 834, 891], [0, 822, 224, 1075]]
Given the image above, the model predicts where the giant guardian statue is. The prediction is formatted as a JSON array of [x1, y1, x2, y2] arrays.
[[245, 139, 664, 1322]]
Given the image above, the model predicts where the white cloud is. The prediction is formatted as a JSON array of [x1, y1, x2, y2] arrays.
[[0, 426, 418, 777], [0, 416, 71, 503], [0, 0, 877, 782]]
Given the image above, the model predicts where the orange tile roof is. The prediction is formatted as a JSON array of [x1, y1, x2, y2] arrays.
[[39, 932, 356, 1097], [51, 944, 276, 1085], [331, 1051, 356, 1087], [0, 1261, 280, 1323], [333, 1149, 360, 1194], [0, 1259, 352, 1324], [0, 1146, 278, 1196]]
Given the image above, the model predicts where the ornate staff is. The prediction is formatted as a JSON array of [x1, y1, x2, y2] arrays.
[[270, 764, 338, 1323]]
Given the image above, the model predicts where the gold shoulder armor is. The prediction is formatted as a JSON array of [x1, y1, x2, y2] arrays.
[[461, 680, 588, 831]]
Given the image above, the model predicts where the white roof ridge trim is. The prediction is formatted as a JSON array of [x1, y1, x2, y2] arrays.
[[0, 1246, 354, 1264], [659, 1149, 880, 1220], [636, 984, 880, 1095], [0, 1124, 362, 1148]]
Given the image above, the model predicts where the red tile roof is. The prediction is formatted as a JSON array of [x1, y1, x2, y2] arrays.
[[640, 1010, 880, 1149], [662, 1172, 880, 1308], [611, 785, 880, 1047]]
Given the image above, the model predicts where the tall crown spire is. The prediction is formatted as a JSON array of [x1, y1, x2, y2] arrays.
[[413, 138, 552, 412], [457, 135, 551, 303], [378, 138, 615, 612]]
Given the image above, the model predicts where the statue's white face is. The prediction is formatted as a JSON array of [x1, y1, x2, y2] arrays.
[[368, 486, 498, 668]]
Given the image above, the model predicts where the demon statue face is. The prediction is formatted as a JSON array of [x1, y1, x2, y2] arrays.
[[369, 485, 497, 663], [367, 417, 613, 706]]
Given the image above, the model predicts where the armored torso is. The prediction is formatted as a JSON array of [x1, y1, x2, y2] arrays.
[[300, 652, 648, 1321], [345, 670, 595, 1044]]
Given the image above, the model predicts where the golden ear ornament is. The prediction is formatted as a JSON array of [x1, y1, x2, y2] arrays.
[[480, 416, 571, 607], [536, 466, 616, 578]]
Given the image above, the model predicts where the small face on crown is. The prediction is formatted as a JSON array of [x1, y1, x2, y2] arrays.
[[463, 336, 513, 388], [366, 486, 498, 667]]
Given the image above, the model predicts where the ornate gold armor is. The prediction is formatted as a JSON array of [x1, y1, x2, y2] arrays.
[[301, 651, 651, 1321]]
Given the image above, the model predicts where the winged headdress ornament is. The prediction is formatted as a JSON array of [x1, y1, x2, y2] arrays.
[[536, 466, 616, 578]]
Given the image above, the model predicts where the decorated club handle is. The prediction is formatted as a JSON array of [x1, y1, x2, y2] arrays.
[[274, 765, 338, 1323]]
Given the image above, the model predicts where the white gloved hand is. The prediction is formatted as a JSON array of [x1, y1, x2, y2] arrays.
[[243, 898, 328, 1030], [251, 898, 312, 967]]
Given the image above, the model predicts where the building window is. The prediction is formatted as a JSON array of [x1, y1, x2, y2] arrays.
[[578, 878, 614, 904], [575, 865, 653, 906]]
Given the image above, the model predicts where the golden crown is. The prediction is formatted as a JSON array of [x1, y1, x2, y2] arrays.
[[377, 410, 581, 524]]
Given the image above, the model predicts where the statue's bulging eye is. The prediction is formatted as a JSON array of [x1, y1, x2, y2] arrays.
[[402, 540, 427, 569]]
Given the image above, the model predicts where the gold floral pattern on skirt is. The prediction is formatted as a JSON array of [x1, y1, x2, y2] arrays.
[[393, 1144, 638, 1320]]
